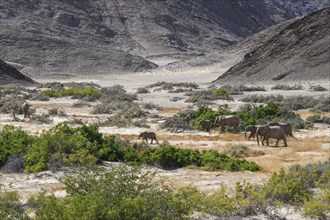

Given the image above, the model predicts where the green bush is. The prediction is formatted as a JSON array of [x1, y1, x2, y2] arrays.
[[30, 166, 190, 220], [141, 146, 260, 171], [0, 190, 29, 220], [41, 86, 102, 99], [0, 125, 33, 166]]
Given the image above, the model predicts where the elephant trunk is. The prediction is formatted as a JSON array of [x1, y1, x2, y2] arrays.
[[245, 129, 247, 139]]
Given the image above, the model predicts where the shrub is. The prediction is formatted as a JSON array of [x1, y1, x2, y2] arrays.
[[0, 97, 25, 114], [225, 145, 264, 158], [141, 146, 260, 171], [302, 188, 330, 219], [271, 84, 304, 90], [161, 110, 195, 131], [147, 81, 199, 92], [0, 125, 33, 166], [1, 154, 25, 173], [101, 115, 130, 127], [48, 108, 66, 116], [136, 87, 150, 94], [240, 95, 330, 112], [306, 115, 330, 124], [143, 102, 163, 110], [30, 113, 53, 124], [309, 85, 327, 91], [185, 87, 233, 104], [29, 166, 190, 219], [0, 190, 29, 220]]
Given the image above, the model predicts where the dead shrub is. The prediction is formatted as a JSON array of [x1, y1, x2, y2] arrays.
[[136, 87, 150, 94], [225, 145, 265, 158], [30, 113, 53, 124], [1, 154, 24, 173]]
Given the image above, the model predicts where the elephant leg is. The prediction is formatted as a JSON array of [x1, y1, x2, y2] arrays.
[[151, 139, 153, 144], [261, 136, 265, 145], [221, 126, 225, 132], [266, 136, 269, 146], [283, 138, 288, 147], [275, 139, 279, 146]]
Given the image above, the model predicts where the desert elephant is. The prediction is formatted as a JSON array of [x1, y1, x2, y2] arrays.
[[199, 120, 212, 132], [256, 126, 287, 147], [244, 125, 257, 140], [214, 115, 239, 132], [138, 131, 158, 144], [22, 102, 31, 120], [267, 122, 294, 138]]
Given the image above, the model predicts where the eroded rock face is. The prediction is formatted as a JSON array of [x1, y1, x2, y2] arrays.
[[215, 8, 330, 84], [0, 59, 35, 85], [0, 0, 328, 77]]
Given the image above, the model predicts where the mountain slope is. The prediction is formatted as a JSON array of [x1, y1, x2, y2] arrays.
[[215, 8, 330, 84], [0, 60, 36, 85], [0, 0, 328, 77]]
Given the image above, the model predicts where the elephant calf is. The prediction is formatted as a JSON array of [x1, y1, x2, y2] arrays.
[[199, 120, 212, 132], [256, 126, 287, 147], [138, 131, 158, 144], [245, 125, 257, 140]]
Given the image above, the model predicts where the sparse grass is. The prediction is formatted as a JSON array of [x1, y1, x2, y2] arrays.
[[271, 84, 304, 90], [146, 81, 199, 93]]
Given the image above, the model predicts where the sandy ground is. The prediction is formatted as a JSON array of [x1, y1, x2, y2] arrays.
[[1, 59, 329, 220]]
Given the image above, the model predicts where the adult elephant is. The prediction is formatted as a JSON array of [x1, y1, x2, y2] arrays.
[[256, 126, 287, 147], [245, 125, 257, 140], [138, 131, 158, 144], [214, 115, 239, 132], [22, 102, 31, 120], [199, 120, 212, 132], [268, 122, 294, 138]]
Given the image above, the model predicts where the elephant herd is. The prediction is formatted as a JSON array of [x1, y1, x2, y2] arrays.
[[199, 115, 239, 132], [245, 122, 294, 147], [198, 115, 294, 147]]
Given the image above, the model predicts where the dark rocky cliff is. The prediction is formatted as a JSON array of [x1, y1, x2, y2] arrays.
[[215, 8, 330, 84]]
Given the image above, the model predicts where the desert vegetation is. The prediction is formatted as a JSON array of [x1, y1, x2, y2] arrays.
[[162, 103, 310, 131], [1, 161, 329, 219], [0, 123, 260, 173], [0, 81, 329, 220]]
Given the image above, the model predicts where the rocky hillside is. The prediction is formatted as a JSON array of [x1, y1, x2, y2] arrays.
[[0, 0, 328, 77], [215, 8, 330, 84], [0, 59, 35, 85]]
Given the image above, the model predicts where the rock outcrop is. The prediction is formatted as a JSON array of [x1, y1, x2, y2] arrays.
[[0, 59, 35, 85], [215, 8, 330, 84]]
